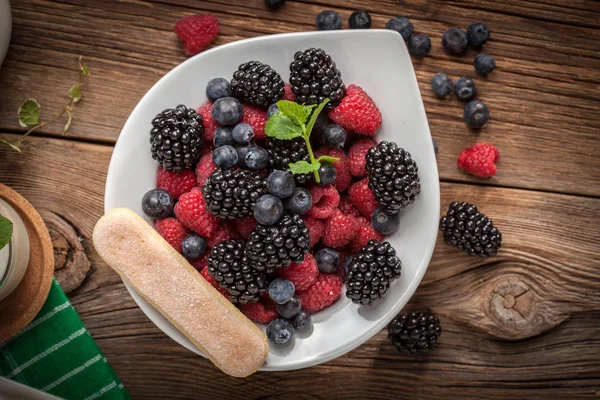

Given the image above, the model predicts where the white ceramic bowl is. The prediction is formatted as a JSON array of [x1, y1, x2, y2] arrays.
[[0, 0, 11, 67], [105, 30, 439, 371]]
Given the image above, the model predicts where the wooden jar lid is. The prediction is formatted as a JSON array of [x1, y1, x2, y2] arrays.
[[0, 184, 54, 341]]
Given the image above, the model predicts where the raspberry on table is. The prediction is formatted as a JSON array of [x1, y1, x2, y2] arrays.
[[195, 153, 217, 187], [278, 253, 318, 291], [457, 143, 499, 178], [302, 216, 325, 247], [307, 185, 341, 219], [348, 217, 383, 253], [347, 138, 377, 177], [199, 263, 230, 298], [297, 273, 342, 314], [174, 187, 220, 237], [156, 168, 197, 200], [315, 147, 351, 192], [174, 14, 219, 56], [328, 84, 381, 136], [322, 209, 360, 248], [197, 102, 219, 141], [241, 299, 279, 324], [155, 217, 187, 253], [207, 221, 240, 248], [338, 195, 361, 218], [235, 216, 258, 239], [348, 177, 379, 218]]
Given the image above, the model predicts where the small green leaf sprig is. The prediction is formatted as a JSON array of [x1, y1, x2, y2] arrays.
[[265, 98, 339, 183], [0, 56, 90, 152], [0, 215, 12, 251]]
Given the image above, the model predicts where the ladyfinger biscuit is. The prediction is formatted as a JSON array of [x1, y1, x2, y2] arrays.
[[93, 208, 268, 377]]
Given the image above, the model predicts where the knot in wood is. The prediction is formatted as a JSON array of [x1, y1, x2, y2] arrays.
[[485, 275, 536, 338]]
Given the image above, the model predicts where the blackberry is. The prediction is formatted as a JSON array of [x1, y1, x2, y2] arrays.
[[388, 312, 442, 353], [201, 168, 267, 220], [150, 105, 204, 172], [230, 61, 285, 108], [439, 202, 502, 257], [207, 239, 267, 304], [365, 141, 421, 214], [289, 48, 345, 107], [245, 213, 310, 273], [345, 240, 402, 306], [267, 137, 313, 184]]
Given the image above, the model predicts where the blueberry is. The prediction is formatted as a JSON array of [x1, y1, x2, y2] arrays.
[[266, 318, 294, 345], [386, 16, 414, 41], [181, 235, 207, 259], [269, 278, 295, 304], [474, 53, 496, 76], [349, 10, 371, 29], [211, 97, 243, 126], [464, 100, 490, 129], [315, 248, 340, 274], [371, 208, 400, 235], [235, 145, 252, 168], [212, 145, 238, 169], [408, 34, 431, 58], [267, 170, 295, 198], [276, 296, 302, 319], [232, 122, 254, 145], [467, 22, 490, 48], [206, 78, 231, 102], [454, 77, 477, 102], [213, 126, 234, 147], [291, 310, 312, 332], [442, 27, 468, 55], [316, 10, 342, 31], [254, 194, 284, 225], [431, 72, 453, 98], [244, 146, 269, 170], [432, 137, 439, 155], [284, 187, 313, 215], [318, 163, 337, 186], [322, 124, 347, 149], [343, 255, 354, 278], [141, 189, 173, 219], [265, 0, 285, 10], [267, 103, 279, 118]]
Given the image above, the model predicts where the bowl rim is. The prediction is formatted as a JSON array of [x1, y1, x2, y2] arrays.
[[105, 29, 439, 371]]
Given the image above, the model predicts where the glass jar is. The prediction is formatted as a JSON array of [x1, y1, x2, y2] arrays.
[[0, 197, 30, 301]]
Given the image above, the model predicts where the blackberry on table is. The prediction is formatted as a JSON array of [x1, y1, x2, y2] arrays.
[[201, 168, 267, 220], [388, 311, 442, 353], [345, 240, 402, 306], [230, 61, 285, 108], [207, 239, 267, 304], [150, 105, 204, 172], [439, 201, 502, 257], [245, 213, 310, 273], [365, 141, 421, 215], [267, 137, 313, 185], [289, 48, 345, 107]]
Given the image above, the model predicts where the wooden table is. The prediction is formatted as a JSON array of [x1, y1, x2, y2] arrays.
[[1, 0, 599, 398]]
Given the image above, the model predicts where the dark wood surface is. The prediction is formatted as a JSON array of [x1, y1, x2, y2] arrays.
[[0, 0, 599, 398]]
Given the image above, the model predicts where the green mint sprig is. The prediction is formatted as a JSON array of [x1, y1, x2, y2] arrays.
[[0, 56, 90, 152], [0, 215, 13, 251], [265, 98, 339, 183]]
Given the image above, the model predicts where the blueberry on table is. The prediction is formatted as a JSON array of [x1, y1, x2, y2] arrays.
[[265, 0, 286, 10], [206, 77, 231, 102], [349, 10, 371, 29], [212, 145, 238, 169], [431, 72, 453, 98], [386, 16, 414, 41], [291, 311, 312, 332], [467, 22, 490, 48], [181, 235, 207, 259], [213, 126, 234, 147], [211, 97, 243, 126], [232, 122, 254, 145], [316, 10, 342, 31], [454, 77, 477, 102], [276, 296, 302, 319], [267, 170, 296, 199], [269, 278, 295, 304], [464, 100, 490, 129], [315, 248, 340, 274], [322, 124, 347, 149], [244, 146, 269, 170], [254, 194, 284, 226], [284, 187, 313, 215], [408, 34, 431, 58], [267, 318, 294, 345], [371, 208, 400, 235], [474, 53, 496, 76], [142, 189, 173, 219], [317, 163, 337, 186], [442, 27, 468, 55]]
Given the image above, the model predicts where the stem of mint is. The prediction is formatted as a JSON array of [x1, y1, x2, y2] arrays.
[[302, 98, 330, 183]]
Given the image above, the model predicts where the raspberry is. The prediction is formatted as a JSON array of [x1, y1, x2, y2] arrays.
[[337, 251, 350, 280], [241, 300, 279, 324], [307, 185, 340, 219], [315, 147, 351, 192], [322, 209, 359, 248], [197, 102, 218, 141], [348, 177, 379, 218], [235, 216, 258, 239], [348, 139, 377, 177], [297, 273, 342, 314], [338, 195, 361, 218], [200, 142, 215, 157], [457, 143, 499, 178], [189, 254, 208, 272], [282, 83, 295, 101], [328, 84, 382, 136], [302, 216, 325, 247], [241, 105, 268, 140], [195, 153, 217, 186], [174, 187, 219, 237], [207, 222, 239, 248], [155, 218, 187, 253], [174, 14, 219, 56], [278, 253, 319, 291], [348, 217, 383, 253], [199, 266, 229, 298], [156, 168, 196, 200]]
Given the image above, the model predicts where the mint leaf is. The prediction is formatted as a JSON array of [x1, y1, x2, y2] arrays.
[[0, 139, 21, 152], [80, 64, 90, 76], [265, 113, 303, 140], [63, 110, 73, 134], [0, 216, 13, 250], [18, 99, 40, 127], [304, 98, 330, 139], [289, 160, 321, 174], [276, 100, 311, 126], [316, 155, 340, 164], [69, 85, 82, 102]]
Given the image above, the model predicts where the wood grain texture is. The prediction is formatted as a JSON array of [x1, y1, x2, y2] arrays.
[[0, 0, 598, 196], [0, 133, 598, 398]]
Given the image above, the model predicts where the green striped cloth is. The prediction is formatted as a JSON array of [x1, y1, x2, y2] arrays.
[[0, 279, 131, 400]]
